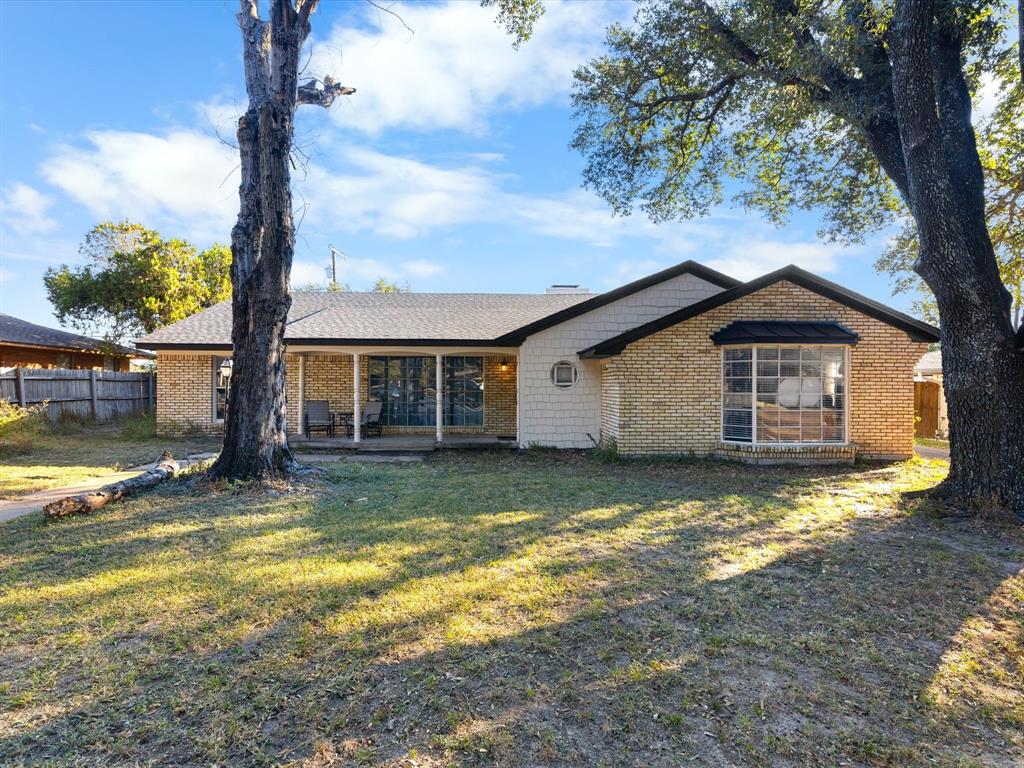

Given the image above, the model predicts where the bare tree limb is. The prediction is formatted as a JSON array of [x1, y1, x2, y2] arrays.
[[297, 75, 356, 107]]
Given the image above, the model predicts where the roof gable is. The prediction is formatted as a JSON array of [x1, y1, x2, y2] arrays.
[[579, 265, 940, 358], [493, 260, 739, 345]]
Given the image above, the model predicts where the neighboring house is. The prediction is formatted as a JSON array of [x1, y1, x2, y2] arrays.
[[0, 313, 145, 372], [914, 349, 947, 438], [137, 260, 939, 462]]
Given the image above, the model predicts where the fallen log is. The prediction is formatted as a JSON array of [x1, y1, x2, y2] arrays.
[[43, 451, 180, 520]]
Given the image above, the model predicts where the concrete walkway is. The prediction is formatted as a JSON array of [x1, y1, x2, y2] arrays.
[[915, 443, 950, 460], [0, 453, 218, 524]]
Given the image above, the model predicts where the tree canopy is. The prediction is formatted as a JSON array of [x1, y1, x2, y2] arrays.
[[44, 222, 232, 344], [570, 0, 1017, 247]]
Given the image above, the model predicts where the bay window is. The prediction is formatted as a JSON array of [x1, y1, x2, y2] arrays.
[[722, 346, 846, 444]]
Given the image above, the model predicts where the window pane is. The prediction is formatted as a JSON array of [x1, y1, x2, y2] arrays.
[[723, 409, 752, 442], [757, 408, 779, 442], [780, 350, 801, 377], [823, 411, 844, 442], [757, 377, 779, 395], [822, 349, 844, 377], [725, 348, 752, 361], [778, 377, 801, 407], [758, 347, 779, 360], [725, 378, 752, 395], [724, 360, 752, 378], [444, 356, 483, 426], [757, 360, 779, 377], [724, 393, 752, 408], [799, 378, 822, 407]]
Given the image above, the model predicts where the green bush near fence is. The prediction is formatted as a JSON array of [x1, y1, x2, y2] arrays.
[[0, 400, 51, 458]]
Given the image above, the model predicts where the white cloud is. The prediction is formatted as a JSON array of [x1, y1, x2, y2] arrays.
[[291, 260, 331, 286], [306, 0, 627, 134], [0, 183, 58, 234], [40, 130, 239, 243], [0, 267, 12, 283], [705, 239, 846, 281], [303, 148, 496, 238], [401, 259, 444, 278], [30, 127, 848, 289]]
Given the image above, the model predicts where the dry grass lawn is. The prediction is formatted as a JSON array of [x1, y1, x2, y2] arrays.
[[0, 451, 1021, 767], [0, 420, 218, 498]]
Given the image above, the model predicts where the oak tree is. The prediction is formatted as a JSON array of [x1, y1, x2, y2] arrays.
[[571, 0, 1024, 519]]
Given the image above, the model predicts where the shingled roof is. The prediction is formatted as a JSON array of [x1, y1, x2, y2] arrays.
[[0, 313, 144, 357], [136, 291, 593, 349]]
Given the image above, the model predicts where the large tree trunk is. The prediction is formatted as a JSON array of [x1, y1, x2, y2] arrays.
[[890, 0, 1024, 519], [209, 0, 351, 481]]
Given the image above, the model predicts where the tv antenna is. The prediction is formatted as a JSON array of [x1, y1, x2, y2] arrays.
[[328, 245, 347, 287]]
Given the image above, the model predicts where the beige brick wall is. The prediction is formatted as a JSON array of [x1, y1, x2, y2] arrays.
[[156, 351, 517, 438], [601, 281, 927, 459], [484, 356, 517, 436], [157, 352, 302, 437], [600, 363, 620, 446], [156, 353, 218, 436]]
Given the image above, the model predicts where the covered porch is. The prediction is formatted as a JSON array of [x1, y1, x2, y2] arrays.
[[290, 432, 517, 452], [285, 345, 519, 446]]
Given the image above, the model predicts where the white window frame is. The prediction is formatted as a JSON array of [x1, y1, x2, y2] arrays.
[[551, 361, 579, 389], [720, 344, 850, 446]]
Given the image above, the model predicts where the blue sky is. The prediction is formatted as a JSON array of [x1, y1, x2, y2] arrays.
[[1, 0, 919, 334]]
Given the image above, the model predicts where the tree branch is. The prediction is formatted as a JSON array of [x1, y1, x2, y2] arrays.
[[693, 0, 834, 103], [237, 0, 271, 104], [297, 75, 356, 107]]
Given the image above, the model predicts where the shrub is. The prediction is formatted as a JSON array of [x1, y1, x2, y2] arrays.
[[0, 400, 51, 458], [120, 412, 157, 441]]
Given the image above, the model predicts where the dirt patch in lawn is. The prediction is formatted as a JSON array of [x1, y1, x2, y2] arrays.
[[0, 452, 1020, 767]]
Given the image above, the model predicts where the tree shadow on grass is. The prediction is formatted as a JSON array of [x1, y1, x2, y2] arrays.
[[0, 454, 1019, 766]]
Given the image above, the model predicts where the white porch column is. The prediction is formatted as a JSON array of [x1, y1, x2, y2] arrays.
[[353, 353, 361, 444], [435, 353, 443, 443], [297, 354, 305, 436]]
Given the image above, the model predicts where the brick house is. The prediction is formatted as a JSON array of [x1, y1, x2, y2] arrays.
[[0, 313, 144, 372], [136, 261, 939, 462]]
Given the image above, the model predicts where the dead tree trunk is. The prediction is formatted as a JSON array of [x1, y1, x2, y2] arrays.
[[209, 0, 353, 481], [44, 452, 179, 519], [889, 0, 1024, 519]]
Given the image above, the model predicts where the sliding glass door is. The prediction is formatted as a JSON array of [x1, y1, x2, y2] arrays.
[[367, 355, 484, 427]]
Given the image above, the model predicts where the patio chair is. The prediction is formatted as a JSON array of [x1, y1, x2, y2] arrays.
[[346, 401, 384, 438], [304, 400, 334, 438]]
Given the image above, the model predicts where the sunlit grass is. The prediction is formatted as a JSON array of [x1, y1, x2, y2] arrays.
[[0, 422, 218, 498], [0, 451, 1020, 767]]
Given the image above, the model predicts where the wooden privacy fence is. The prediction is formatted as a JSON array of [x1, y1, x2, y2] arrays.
[[0, 368, 156, 422], [914, 380, 940, 438]]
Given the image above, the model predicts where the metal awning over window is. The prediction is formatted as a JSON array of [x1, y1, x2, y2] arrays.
[[711, 321, 859, 346]]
